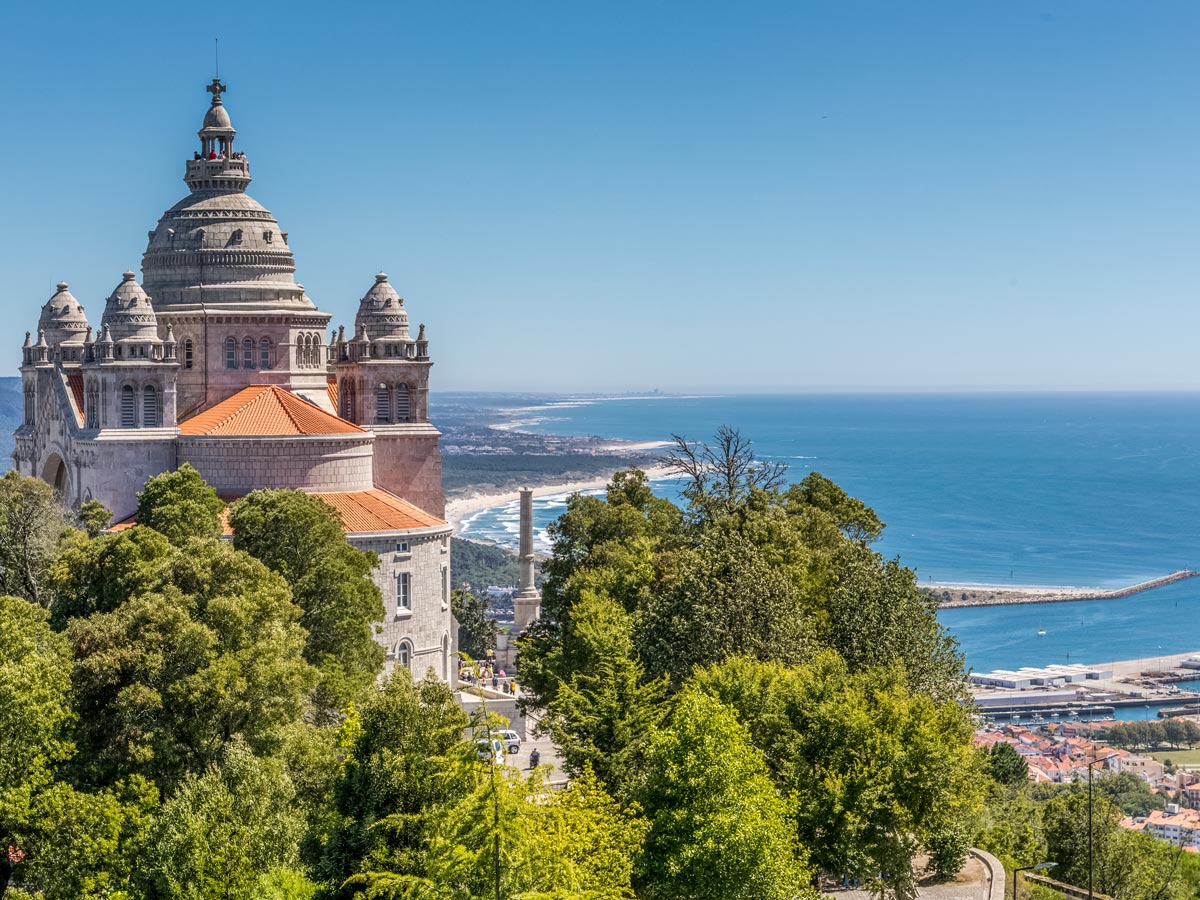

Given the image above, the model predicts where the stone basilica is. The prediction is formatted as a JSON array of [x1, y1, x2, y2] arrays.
[[13, 80, 455, 681]]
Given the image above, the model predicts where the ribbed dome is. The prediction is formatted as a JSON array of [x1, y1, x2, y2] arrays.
[[203, 103, 232, 130], [101, 271, 160, 343], [355, 273, 410, 340], [38, 281, 89, 347]]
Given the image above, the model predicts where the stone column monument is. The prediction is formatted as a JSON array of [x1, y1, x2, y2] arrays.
[[513, 488, 542, 640]]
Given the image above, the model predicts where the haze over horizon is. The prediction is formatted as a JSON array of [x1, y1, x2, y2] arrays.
[[2, 2, 1198, 392]]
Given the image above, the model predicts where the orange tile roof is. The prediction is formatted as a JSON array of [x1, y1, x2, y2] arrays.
[[327, 377, 338, 410], [179, 385, 365, 436], [311, 488, 446, 531], [64, 371, 85, 426], [109, 487, 444, 536]]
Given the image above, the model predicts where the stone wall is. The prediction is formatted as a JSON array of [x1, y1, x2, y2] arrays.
[[354, 525, 455, 683], [372, 427, 445, 517], [178, 434, 375, 494]]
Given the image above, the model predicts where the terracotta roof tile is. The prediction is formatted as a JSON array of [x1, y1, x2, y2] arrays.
[[64, 371, 85, 426], [179, 385, 365, 436], [311, 488, 446, 531], [327, 377, 338, 410]]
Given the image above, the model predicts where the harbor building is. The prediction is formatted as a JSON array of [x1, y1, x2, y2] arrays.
[[13, 80, 454, 681]]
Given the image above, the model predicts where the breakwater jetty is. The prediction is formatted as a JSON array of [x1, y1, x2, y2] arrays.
[[935, 569, 1200, 609]]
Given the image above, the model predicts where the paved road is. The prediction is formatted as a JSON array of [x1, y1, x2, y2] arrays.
[[823, 855, 997, 900]]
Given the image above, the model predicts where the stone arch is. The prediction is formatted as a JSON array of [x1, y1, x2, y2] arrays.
[[41, 452, 68, 496]]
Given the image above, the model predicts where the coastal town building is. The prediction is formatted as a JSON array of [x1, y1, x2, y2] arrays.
[[13, 80, 454, 681]]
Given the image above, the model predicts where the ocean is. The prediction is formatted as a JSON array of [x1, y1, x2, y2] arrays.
[[455, 392, 1200, 672]]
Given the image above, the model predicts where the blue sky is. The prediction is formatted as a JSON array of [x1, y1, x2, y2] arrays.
[[2, 2, 1198, 392]]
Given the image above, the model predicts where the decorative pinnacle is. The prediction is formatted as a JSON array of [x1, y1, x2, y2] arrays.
[[206, 78, 227, 106]]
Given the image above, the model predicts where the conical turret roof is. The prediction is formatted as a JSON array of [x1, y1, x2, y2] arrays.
[[37, 281, 89, 347], [100, 271, 159, 343], [355, 272, 410, 340]]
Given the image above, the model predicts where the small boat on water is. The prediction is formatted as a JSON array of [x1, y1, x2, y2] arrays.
[[1038, 629, 1047, 636]]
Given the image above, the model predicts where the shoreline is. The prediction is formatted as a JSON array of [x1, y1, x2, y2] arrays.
[[446, 463, 677, 529]]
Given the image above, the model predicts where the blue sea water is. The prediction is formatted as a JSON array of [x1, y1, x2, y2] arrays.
[[456, 393, 1200, 671]]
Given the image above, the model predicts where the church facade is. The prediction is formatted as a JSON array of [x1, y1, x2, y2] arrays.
[[13, 80, 455, 681]]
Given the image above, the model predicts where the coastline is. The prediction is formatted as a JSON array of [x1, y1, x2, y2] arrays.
[[446, 462, 677, 529]]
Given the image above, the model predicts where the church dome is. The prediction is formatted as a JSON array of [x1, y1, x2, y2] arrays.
[[38, 281, 89, 347], [140, 79, 316, 314], [100, 271, 159, 343], [203, 103, 232, 130], [355, 273, 410, 340]]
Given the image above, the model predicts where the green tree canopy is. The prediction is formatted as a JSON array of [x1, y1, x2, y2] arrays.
[[450, 588, 497, 660], [635, 687, 815, 900], [0, 595, 75, 896], [48, 525, 174, 627], [312, 669, 474, 895], [986, 740, 1030, 787], [67, 538, 316, 792], [0, 471, 73, 608], [230, 489, 385, 715], [137, 463, 226, 545], [137, 739, 307, 900]]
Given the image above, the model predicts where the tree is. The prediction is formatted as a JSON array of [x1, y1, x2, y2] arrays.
[[230, 489, 385, 715], [450, 588, 497, 660], [48, 525, 174, 627], [67, 538, 316, 792], [825, 542, 965, 701], [636, 530, 814, 685], [784, 471, 884, 543], [377, 765, 649, 900], [137, 740, 307, 900], [78, 499, 113, 538], [692, 654, 981, 900], [537, 589, 668, 795], [312, 669, 474, 894], [137, 463, 226, 545], [635, 687, 814, 900], [664, 426, 788, 521], [0, 595, 74, 897], [0, 471, 73, 608], [987, 741, 1030, 786]]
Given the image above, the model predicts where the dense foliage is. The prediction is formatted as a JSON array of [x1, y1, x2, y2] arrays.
[[0, 433, 994, 899]]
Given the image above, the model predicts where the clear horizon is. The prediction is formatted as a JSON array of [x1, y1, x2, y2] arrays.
[[3, 2, 1199, 392]]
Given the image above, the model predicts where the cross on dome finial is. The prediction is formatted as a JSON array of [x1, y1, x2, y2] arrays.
[[207, 78, 227, 106]]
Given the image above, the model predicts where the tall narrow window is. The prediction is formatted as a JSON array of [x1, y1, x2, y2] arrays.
[[120, 385, 136, 427], [299, 335, 310, 367], [184, 339, 193, 369], [259, 338, 271, 370], [225, 337, 237, 368], [242, 338, 254, 369], [395, 384, 411, 423], [397, 641, 411, 668], [376, 387, 391, 424], [441, 565, 448, 604], [313, 335, 323, 367], [85, 383, 99, 428], [397, 572, 411, 611], [142, 385, 158, 427], [23, 387, 33, 425], [340, 380, 356, 421]]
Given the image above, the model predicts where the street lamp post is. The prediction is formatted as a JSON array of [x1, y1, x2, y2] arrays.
[[1013, 862, 1057, 900], [1085, 752, 1119, 900]]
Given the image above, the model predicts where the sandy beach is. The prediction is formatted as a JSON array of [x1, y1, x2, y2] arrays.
[[446, 463, 676, 528]]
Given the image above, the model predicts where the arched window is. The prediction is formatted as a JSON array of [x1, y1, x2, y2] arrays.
[[23, 386, 33, 425], [376, 386, 392, 424], [259, 338, 271, 370], [340, 380, 356, 421], [299, 335, 309, 367], [142, 385, 158, 427], [184, 339, 194, 369], [120, 385, 136, 427], [313, 334, 323, 367], [397, 640, 412, 669], [242, 338, 255, 369], [395, 384, 411, 423], [225, 337, 237, 368]]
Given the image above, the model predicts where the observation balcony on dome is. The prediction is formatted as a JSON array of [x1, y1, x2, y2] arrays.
[[184, 155, 250, 192]]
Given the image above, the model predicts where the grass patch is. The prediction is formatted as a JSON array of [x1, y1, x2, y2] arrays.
[[1149, 748, 1200, 766]]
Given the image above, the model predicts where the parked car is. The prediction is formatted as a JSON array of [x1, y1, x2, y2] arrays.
[[496, 729, 522, 754]]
